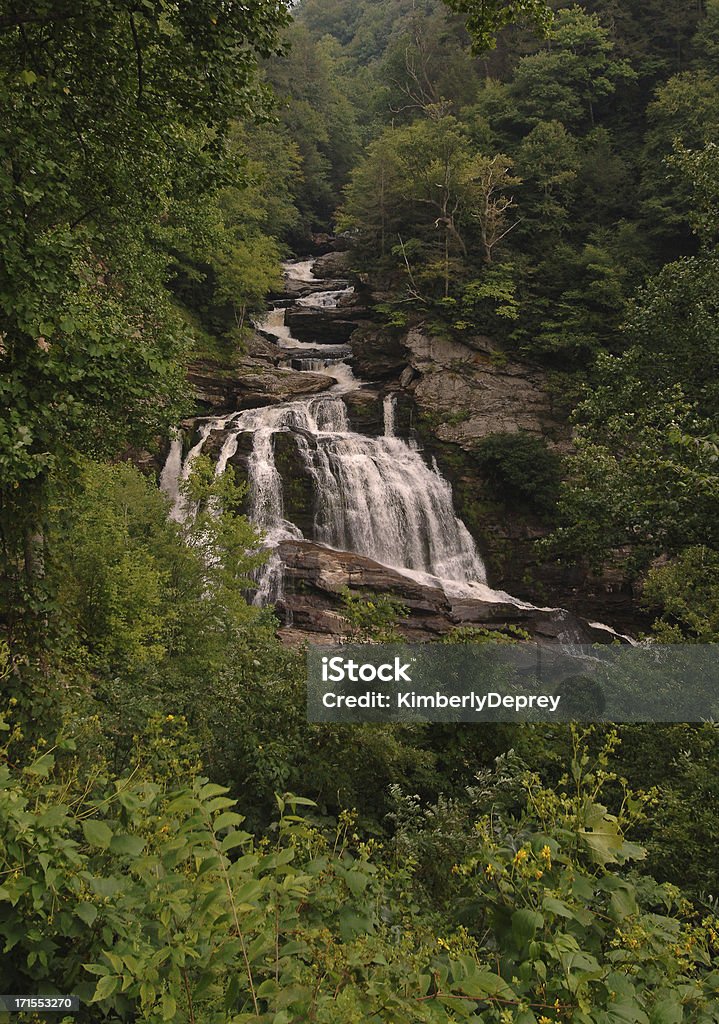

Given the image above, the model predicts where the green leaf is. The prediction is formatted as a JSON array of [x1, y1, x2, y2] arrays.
[[92, 974, 120, 1002], [110, 833, 145, 857], [200, 782, 230, 800], [338, 907, 374, 941], [234, 880, 263, 904], [608, 883, 638, 923], [511, 908, 544, 946], [650, 996, 683, 1024], [605, 1001, 650, 1024], [206, 796, 237, 814], [578, 823, 623, 866], [82, 819, 114, 849], [460, 966, 516, 999], [342, 868, 369, 897], [213, 811, 245, 832], [37, 804, 69, 827], [75, 901, 98, 926], [221, 831, 251, 853], [542, 896, 575, 919], [24, 753, 55, 777]]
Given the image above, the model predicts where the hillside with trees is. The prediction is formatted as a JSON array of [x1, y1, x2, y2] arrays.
[[1, 1, 719, 1021]]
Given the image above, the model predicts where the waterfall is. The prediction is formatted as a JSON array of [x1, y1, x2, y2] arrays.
[[174, 392, 487, 602], [383, 395, 396, 438], [163, 256, 504, 606], [284, 258, 317, 283], [161, 417, 232, 522], [291, 357, 347, 371], [303, 413, 487, 584], [297, 288, 354, 308], [255, 306, 296, 347], [159, 431, 183, 511]]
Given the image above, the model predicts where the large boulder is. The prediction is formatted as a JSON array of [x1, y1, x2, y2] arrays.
[[278, 277, 351, 301], [275, 540, 626, 645], [350, 325, 407, 380], [311, 250, 352, 279], [285, 306, 368, 345], [187, 358, 333, 413], [342, 389, 384, 436], [231, 368, 333, 408]]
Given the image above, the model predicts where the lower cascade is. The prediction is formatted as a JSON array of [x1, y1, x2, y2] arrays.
[[161, 259, 541, 613]]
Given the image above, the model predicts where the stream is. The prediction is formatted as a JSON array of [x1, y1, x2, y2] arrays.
[[160, 257, 614, 634]]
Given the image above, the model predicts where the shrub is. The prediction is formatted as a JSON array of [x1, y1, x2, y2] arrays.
[[475, 432, 562, 520]]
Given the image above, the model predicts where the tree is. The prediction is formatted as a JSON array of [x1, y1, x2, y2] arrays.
[[693, 0, 719, 75], [380, 6, 479, 119], [547, 144, 719, 566], [470, 153, 521, 263], [339, 115, 480, 292], [575, 127, 633, 230], [338, 133, 406, 258], [511, 6, 636, 129], [266, 26, 362, 227], [641, 70, 719, 248], [0, 0, 290, 632], [442, 0, 552, 51], [515, 119, 579, 232]]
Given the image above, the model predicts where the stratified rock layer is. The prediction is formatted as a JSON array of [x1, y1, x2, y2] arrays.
[[276, 540, 622, 645], [186, 332, 335, 412]]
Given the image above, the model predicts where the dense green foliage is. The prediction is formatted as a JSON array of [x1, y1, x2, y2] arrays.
[[3, 704, 719, 1022], [3, 0, 719, 1020], [0, 0, 291, 631], [474, 433, 562, 520]]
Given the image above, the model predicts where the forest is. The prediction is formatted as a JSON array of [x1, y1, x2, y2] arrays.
[[1, 0, 719, 1021]]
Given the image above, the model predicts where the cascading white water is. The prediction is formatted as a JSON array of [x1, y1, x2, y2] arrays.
[[284, 258, 318, 283], [162, 416, 237, 522], [164, 258, 523, 606], [292, 357, 347, 371], [159, 430, 184, 511], [255, 306, 296, 347], [297, 288, 354, 308], [180, 389, 489, 603]]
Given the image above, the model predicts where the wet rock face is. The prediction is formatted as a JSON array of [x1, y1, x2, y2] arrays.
[[342, 389, 384, 436], [311, 250, 352, 279], [278, 277, 350, 301], [273, 432, 316, 536], [276, 540, 622, 645], [186, 360, 241, 411], [188, 362, 334, 412], [303, 232, 351, 256], [231, 368, 332, 408], [284, 306, 366, 345]]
